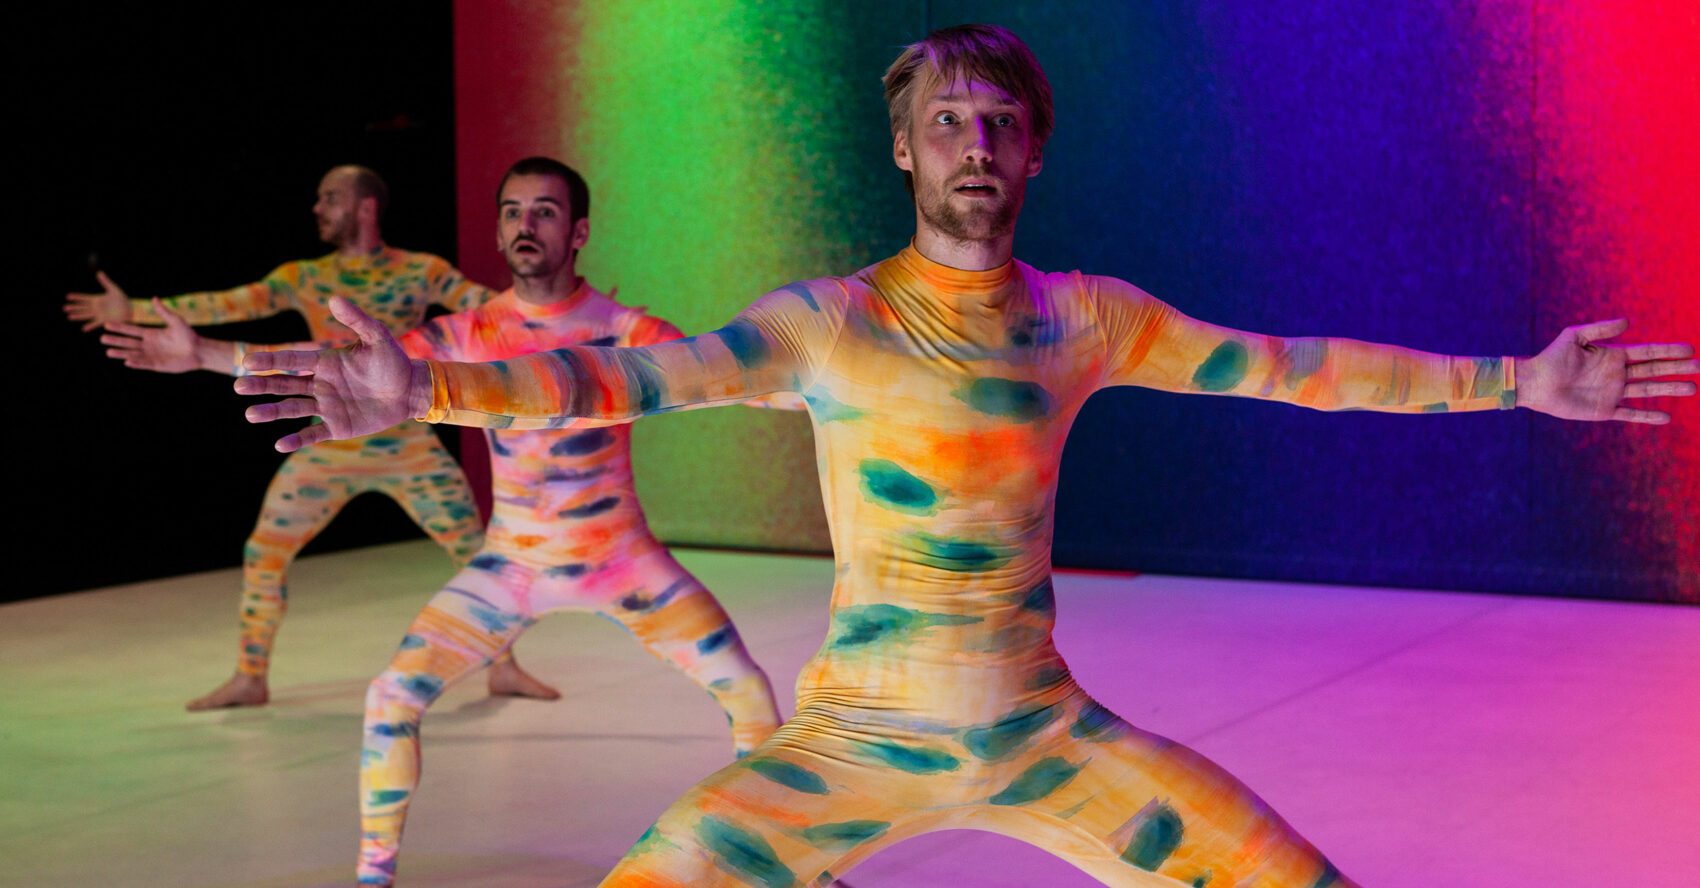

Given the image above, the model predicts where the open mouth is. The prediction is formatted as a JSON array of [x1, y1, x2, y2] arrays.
[[512, 241, 542, 254], [954, 181, 999, 196]]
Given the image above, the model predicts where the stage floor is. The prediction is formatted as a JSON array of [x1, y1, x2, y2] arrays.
[[3, 540, 1696, 887]]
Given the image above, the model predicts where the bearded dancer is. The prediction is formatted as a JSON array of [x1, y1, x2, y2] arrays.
[[108, 157, 789, 886], [233, 27, 1697, 888], [70, 165, 557, 710]]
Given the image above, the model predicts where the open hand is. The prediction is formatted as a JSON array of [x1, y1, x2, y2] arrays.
[[100, 298, 200, 373], [1517, 319, 1698, 423], [65, 270, 131, 332], [233, 296, 427, 451]]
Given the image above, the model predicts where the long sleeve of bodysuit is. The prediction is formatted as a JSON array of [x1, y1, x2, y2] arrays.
[[422, 281, 842, 428], [1088, 275, 1514, 412], [130, 263, 300, 326]]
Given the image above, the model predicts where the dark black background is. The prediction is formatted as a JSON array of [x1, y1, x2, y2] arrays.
[[18, 4, 458, 600]]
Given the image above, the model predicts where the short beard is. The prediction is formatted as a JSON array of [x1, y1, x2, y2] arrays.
[[916, 167, 1019, 242], [919, 191, 1017, 242]]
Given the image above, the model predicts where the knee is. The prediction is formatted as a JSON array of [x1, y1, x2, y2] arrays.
[[365, 670, 441, 724]]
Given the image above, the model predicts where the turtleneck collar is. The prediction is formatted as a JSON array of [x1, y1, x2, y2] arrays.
[[894, 242, 1018, 296]]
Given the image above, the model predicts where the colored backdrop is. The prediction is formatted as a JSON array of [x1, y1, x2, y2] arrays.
[[455, 0, 1696, 601]]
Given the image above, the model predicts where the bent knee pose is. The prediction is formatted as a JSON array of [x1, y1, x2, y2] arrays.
[[352, 158, 782, 885], [237, 27, 1696, 888], [72, 165, 551, 710]]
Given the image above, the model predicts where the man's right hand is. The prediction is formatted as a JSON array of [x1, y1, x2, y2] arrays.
[[234, 296, 429, 452], [65, 271, 131, 332], [100, 299, 203, 373]]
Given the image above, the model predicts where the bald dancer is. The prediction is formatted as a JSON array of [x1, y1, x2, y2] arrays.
[[233, 26, 1697, 888], [70, 165, 557, 710]]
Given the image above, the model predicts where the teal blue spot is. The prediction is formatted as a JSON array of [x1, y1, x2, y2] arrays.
[[1121, 802, 1184, 870], [445, 501, 477, 521], [1195, 875, 1213, 887], [368, 789, 410, 806], [800, 820, 890, 848], [954, 377, 1054, 422], [1473, 357, 1505, 395], [858, 459, 937, 514], [851, 738, 960, 774], [830, 603, 981, 649], [338, 272, 366, 287], [1310, 861, 1342, 888], [695, 815, 795, 888], [365, 437, 400, 448], [1421, 402, 1449, 413], [989, 756, 1081, 805], [715, 320, 771, 369], [398, 634, 425, 651], [910, 532, 1013, 573], [963, 704, 1059, 760], [298, 486, 331, 499], [1192, 342, 1249, 392], [749, 759, 828, 795], [779, 282, 821, 312], [400, 674, 443, 701], [1069, 701, 1126, 741], [802, 390, 866, 424], [1020, 579, 1055, 615]]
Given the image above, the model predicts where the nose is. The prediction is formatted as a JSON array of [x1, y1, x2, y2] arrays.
[[963, 117, 993, 165]]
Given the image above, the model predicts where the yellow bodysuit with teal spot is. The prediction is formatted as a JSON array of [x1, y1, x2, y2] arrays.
[[137, 246, 496, 675], [415, 245, 1513, 887]]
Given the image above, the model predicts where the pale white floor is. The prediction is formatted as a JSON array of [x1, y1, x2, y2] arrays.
[[2, 540, 1696, 887]]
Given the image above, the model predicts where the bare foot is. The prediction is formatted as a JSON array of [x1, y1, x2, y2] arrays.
[[486, 657, 561, 700], [185, 672, 269, 711]]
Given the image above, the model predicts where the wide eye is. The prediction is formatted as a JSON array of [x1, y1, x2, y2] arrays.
[[934, 111, 958, 125], [994, 114, 1016, 127]]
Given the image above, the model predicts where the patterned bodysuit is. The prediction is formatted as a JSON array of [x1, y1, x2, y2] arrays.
[[356, 284, 784, 886], [414, 246, 1514, 887], [138, 247, 494, 676]]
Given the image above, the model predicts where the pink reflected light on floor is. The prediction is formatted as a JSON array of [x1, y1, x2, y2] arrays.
[[2, 540, 1696, 886]]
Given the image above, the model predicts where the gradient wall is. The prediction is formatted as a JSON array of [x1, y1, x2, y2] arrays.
[[455, 1, 1696, 600]]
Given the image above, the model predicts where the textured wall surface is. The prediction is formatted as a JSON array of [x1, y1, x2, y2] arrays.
[[455, 1, 1696, 600]]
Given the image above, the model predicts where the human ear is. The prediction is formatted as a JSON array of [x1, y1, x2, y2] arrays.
[[1027, 146, 1043, 178], [893, 128, 914, 172], [572, 217, 590, 250]]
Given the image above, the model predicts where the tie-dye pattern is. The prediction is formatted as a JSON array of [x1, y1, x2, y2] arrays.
[[141, 247, 496, 676], [355, 285, 782, 887], [417, 246, 1512, 887]]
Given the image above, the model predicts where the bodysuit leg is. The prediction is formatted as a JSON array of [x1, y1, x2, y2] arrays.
[[599, 692, 1348, 888], [358, 554, 534, 886], [371, 431, 485, 567], [238, 429, 487, 677], [591, 548, 782, 757], [237, 447, 360, 675]]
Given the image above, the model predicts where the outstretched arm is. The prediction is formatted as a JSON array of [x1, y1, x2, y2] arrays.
[[1094, 278, 1696, 420], [100, 299, 317, 376], [66, 266, 297, 332], [237, 284, 839, 451]]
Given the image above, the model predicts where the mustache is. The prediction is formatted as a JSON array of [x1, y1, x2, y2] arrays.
[[510, 237, 543, 250], [950, 166, 1005, 186]]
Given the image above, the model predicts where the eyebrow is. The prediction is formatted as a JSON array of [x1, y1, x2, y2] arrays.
[[499, 196, 563, 207], [924, 88, 1021, 107]]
